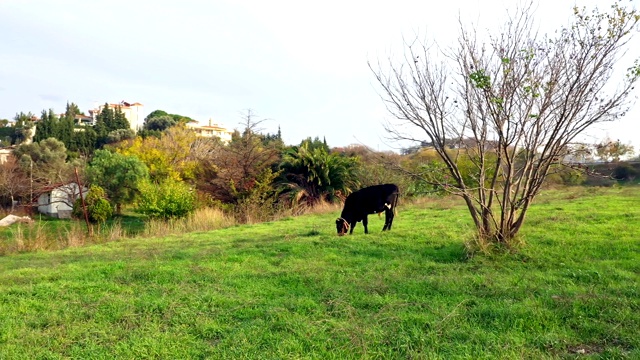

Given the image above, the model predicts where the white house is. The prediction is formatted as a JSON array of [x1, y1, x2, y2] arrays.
[[88, 101, 145, 132], [186, 119, 233, 143], [37, 182, 88, 219]]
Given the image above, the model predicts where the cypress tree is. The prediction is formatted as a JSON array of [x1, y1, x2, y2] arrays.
[[94, 103, 113, 148], [112, 106, 130, 131], [34, 109, 57, 142], [65, 102, 81, 118]]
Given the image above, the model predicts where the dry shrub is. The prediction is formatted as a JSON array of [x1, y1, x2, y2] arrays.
[[2, 207, 234, 255], [63, 221, 127, 248], [233, 199, 272, 225], [1, 225, 24, 254]]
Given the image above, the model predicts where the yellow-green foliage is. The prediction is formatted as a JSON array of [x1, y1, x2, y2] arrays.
[[405, 148, 498, 191], [116, 126, 199, 182], [136, 178, 196, 219], [545, 164, 587, 186]]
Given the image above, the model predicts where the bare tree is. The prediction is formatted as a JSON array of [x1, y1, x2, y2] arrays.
[[0, 157, 30, 211], [371, 2, 639, 246], [199, 110, 281, 203]]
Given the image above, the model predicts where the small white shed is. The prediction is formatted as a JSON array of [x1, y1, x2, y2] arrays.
[[37, 182, 88, 219]]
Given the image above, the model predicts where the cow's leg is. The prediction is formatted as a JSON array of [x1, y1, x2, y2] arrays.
[[383, 207, 394, 231], [363, 215, 369, 234], [349, 221, 356, 234]]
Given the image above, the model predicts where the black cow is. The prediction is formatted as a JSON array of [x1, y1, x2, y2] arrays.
[[336, 184, 399, 235]]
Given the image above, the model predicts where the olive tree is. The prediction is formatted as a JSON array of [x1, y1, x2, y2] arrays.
[[371, 2, 640, 246], [86, 150, 149, 214]]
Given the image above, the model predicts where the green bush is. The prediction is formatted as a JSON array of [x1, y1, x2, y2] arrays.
[[545, 165, 587, 186], [235, 168, 281, 223], [612, 164, 639, 181], [89, 198, 113, 223], [136, 179, 196, 219], [0, 127, 14, 140], [73, 185, 114, 223], [406, 161, 447, 197]]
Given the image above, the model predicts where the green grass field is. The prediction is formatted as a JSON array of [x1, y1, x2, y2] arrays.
[[0, 186, 638, 359]]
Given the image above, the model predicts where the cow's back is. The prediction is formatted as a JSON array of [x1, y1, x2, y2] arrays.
[[342, 184, 399, 218]]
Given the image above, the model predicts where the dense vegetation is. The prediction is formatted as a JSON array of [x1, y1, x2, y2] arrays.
[[2, 104, 637, 227], [0, 186, 638, 358], [0, 104, 445, 229]]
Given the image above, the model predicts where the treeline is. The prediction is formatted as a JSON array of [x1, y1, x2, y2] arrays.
[[1, 102, 133, 156], [0, 106, 422, 223], [0, 104, 637, 224]]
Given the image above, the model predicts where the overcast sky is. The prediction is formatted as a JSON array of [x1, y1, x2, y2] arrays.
[[1, 0, 638, 153]]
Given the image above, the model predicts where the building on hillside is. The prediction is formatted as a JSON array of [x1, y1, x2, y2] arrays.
[[186, 119, 233, 143], [56, 113, 94, 126], [72, 114, 95, 132], [23, 123, 37, 145], [36, 182, 88, 219], [88, 101, 144, 132], [74, 114, 94, 126], [0, 147, 14, 165]]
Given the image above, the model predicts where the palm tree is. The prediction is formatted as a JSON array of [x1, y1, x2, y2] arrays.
[[280, 143, 359, 210]]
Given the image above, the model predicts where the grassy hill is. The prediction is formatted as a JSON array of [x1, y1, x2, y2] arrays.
[[0, 186, 638, 359]]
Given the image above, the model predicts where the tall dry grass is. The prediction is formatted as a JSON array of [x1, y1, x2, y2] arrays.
[[12, 221, 53, 253], [1, 200, 340, 255], [3, 221, 73, 253], [0, 219, 119, 255], [1, 207, 236, 255], [142, 207, 235, 237], [64, 222, 89, 248], [104, 220, 126, 242], [294, 199, 342, 216]]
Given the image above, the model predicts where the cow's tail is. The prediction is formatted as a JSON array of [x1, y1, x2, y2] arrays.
[[392, 191, 400, 216]]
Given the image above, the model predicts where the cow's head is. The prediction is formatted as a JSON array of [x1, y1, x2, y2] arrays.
[[336, 217, 349, 236]]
